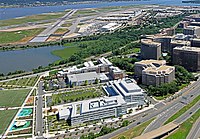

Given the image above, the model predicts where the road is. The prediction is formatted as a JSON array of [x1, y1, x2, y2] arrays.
[[98, 78, 200, 139], [35, 81, 44, 137], [187, 117, 200, 139], [143, 79, 200, 133]]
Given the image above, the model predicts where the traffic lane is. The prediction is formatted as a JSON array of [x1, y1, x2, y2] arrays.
[[187, 117, 200, 139], [143, 103, 184, 133], [174, 101, 200, 124], [36, 81, 44, 136]]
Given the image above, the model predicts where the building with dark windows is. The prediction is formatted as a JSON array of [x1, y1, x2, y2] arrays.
[[173, 46, 200, 72], [141, 39, 161, 60]]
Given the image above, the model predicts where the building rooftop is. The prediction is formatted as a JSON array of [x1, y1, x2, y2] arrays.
[[141, 39, 161, 46], [135, 60, 166, 67], [110, 66, 122, 73], [71, 96, 126, 117], [98, 57, 112, 65], [171, 40, 191, 46], [174, 46, 200, 52], [67, 72, 99, 83], [142, 65, 175, 75]]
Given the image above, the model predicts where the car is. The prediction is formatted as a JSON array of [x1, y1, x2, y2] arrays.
[[137, 122, 141, 125], [189, 112, 193, 114]]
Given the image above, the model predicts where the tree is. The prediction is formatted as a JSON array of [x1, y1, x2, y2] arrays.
[[122, 120, 129, 127], [84, 80, 88, 86], [95, 78, 99, 84]]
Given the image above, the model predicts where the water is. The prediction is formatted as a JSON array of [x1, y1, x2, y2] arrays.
[[0, 0, 199, 20], [0, 46, 64, 74], [0, 0, 199, 74]]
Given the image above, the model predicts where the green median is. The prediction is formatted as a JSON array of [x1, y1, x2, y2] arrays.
[[166, 109, 200, 139], [164, 94, 200, 125]]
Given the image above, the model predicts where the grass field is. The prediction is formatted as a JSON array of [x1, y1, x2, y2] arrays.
[[164, 94, 200, 125], [72, 9, 98, 17], [61, 22, 72, 27], [112, 118, 155, 139], [50, 88, 102, 106], [54, 28, 69, 35], [0, 110, 18, 134], [0, 28, 44, 44], [0, 89, 30, 107], [166, 109, 200, 139], [0, 76, 39, 88], [0, 12, 66, 27], [51, 45, 81, 59]]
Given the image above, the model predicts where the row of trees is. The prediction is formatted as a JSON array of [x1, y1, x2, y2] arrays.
[[111, 57, 138, 72]]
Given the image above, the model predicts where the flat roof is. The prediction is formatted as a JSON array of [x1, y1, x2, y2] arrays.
[[174, 46, 200, 52], [171, 40, 191, 45], [135, 60, 166, 66], [141, 39, 161, 46], [67, 72, 99, 83], [71, 96, 126, 117], [143, 65, 175, 74]]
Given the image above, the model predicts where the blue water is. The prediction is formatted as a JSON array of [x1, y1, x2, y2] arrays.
[[0, 45, 65, 74], [105, 86, 119, 96], [18, 108, 33, 117], [0, 0, 199, 20]]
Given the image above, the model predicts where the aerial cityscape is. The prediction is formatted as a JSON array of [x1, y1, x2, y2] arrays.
[[0, 0, 200, 139]]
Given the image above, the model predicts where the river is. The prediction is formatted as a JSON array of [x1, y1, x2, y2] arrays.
[[0, 0, 199, 20], [0, 0, 199, 74], [0, 46, 65, 74]]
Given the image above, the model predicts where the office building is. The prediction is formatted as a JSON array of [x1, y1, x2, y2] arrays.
[[153, 36, 173, 52], [67, 72, 109, 86], [142, 65, 175, 86], [109, 66, 125, 80], [170, 40, 191, 54], [134, 60, 166, 78], [173, 46, 200, 72], [183, 26, 200, 37], [141, 39, 162, 60], [57, 78, 145, 126], [191, 38, 200, 47]]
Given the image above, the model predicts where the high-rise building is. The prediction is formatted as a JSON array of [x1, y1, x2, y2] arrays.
[[170, 40, 191, 54], [141, 39, 161, 60], [173, 46, 200, 72]]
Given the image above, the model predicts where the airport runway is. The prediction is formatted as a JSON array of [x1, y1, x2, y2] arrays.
[[30, 9, 77, 42]]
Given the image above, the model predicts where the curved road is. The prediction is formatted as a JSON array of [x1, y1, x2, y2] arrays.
[[187, 117, 200, 139]]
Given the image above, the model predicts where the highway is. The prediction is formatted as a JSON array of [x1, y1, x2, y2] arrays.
[[98, 78, 200, 139], [143, 79, 200, 133], [187, 117, 200, 139], [35, 81, 44, 137]]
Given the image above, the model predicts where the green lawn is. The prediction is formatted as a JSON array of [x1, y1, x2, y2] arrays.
[[166, 109, 200, 139], [0, 76, 39, 88], [0, 12, 66, 27], [164, 94, 200, 125], [0, 110, 18, 134], [72, 9, 97, 17], [54, 28, 69, 35], [51, 88, 102, 105], [61, 23, 72, 27], [112, 118, 155, 139], [51, 45, 81, 59], [0, 89, 30, 107], [0, 28, 44, 44]]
